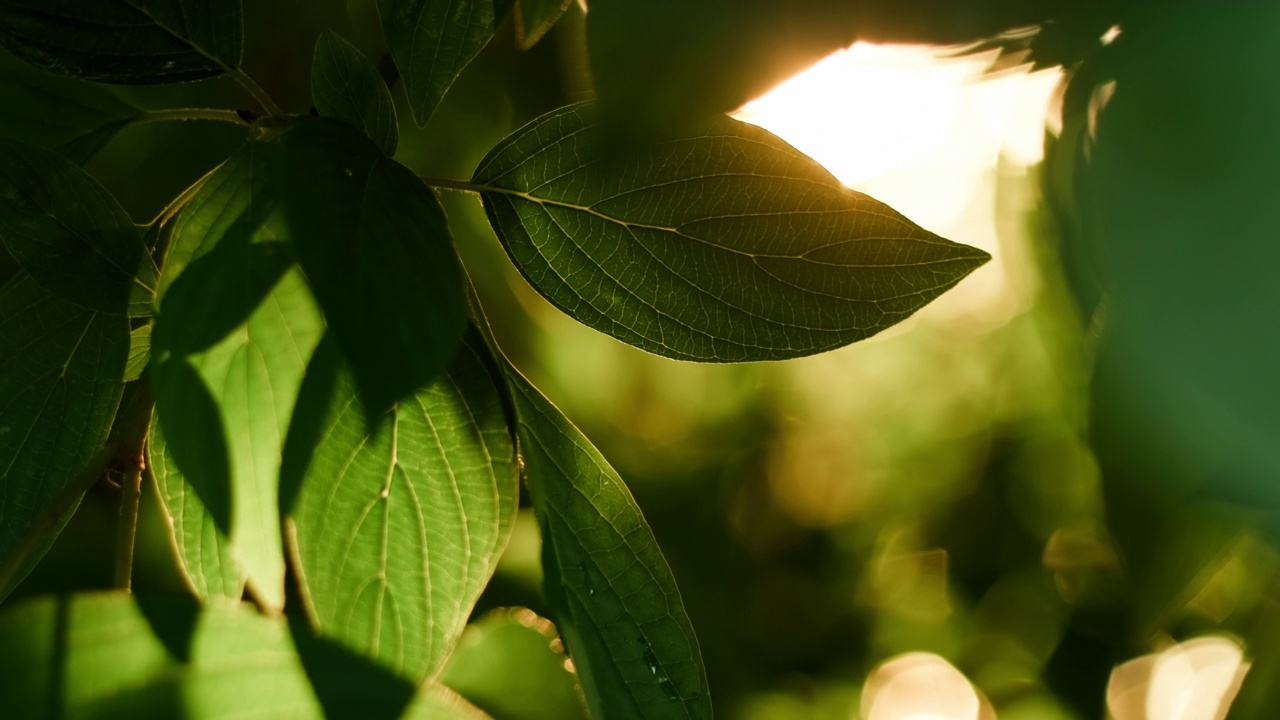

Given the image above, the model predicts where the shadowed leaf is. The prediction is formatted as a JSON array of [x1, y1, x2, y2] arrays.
[[311, 29, 397, 156]]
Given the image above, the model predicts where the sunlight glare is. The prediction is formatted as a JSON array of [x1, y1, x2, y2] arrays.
[[1107, 637, 1250, 720], [860, 652, 991, 720]]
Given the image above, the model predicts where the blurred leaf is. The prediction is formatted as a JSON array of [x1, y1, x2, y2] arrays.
[[506, 369, 712, 719], [0, 592, 488, 719], [151, 146, 325, 609], [286, 332, 518, 681], [0, 139, 157, 315], [441, 608, 588, 720], [473, 104, 988, 362], [0, 65, 139, 165], [311, 29, 398, 157], [514, 0, 572, 51], [279, 118, 467, 413], [0, 272, 129, 600], [380, 0, 512, 126], [0, 0, 243, 85], [124, 323, 151, 381]]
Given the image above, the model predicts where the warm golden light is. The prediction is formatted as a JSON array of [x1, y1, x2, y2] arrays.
[[860, 652, 994, 720], [1106, 637, 1250, 720]]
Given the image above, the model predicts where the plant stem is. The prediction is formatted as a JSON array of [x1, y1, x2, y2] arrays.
[[419, 176, 487, 194], [113, 465, 143, 590], [230, 68, 283, 117], [137, 108, 250, 126]]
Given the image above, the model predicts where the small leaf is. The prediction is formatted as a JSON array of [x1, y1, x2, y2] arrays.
[[0, 0, 244, 85], [514, 0, 573, 51], [473, 103, 990, 362], [152, 146, 325, 609], [311, 29, 398, 156], [0, 139, 157, 315], [279, 118, 467, 413], [124, 323, 151, 381], [0, 272, 129, 600], [380, 0, 512, 126], [441, 608, 589, 720], [286, 332, 518, 682], [506, 369, 712, 719], [0, 64, 139, 165]]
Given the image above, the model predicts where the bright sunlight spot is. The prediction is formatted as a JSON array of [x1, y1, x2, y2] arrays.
[[860, 652, 992, 720], [1106, 636, 1250, 720], [734, 43, 1062, 328]]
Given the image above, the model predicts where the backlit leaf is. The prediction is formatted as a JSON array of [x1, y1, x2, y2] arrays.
[[279, 118, 467, 413], [0, 272, 129, 600], [286, 333, 518, 682], [0, 0, 244, 85], [311, 29, 398, 156], [0, 64, 139, 165], [152, 146, 325, 609], [473, 103, 990, 362], [380, 0, 512, 126], [506, 369, 712, 719], [124, 323, 151, 382], [0, 139, 157, 315], [514, 0, 573, 51]]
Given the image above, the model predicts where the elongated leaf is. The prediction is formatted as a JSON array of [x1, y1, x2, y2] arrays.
[[124, 324, 151, 382], [380, 0, 512, 126], [0, 592, 490, 719], [0, 139, 157, 315], [0, 65, 139, 165], [286, 332, 518, 682], [0, 0, 243, 85], [514, 0, 573, 51], [311, 29, 397, 157], [473, 103, 990, 362], [0, 272, 129, 600], [279, 118, 467, 413], [441, 608, 588, 720], [152, 146, 325, 609], [506, 370, 712, 719]]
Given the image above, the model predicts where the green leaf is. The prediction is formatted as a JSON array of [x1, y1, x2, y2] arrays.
[[514, 0, 573, 51], [311, 29, 398, 157], [0, 0, 244, 85], [0, 272, 129, 600], [0, 139, 157, 315], [472, 103, 990, 362], [286, 332, 518, 682], [124, 323, 151, 381], [441, 608, 589, 720], [0, 64, 139, 165], [380, 0, 511, 126], [152, 146, 325, 609], [279, 118, 467, 413], [506, 369, 712, 719]]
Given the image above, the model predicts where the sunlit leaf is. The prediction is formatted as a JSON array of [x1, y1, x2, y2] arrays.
[[473, 103, 989, 362], [514, 0, 573, 51], [124, 323, 151, 382], [285, 333, 518, 682], [0, 139, 157, 315], [279, 118, 467, 413], [152, 146, 325, 609], [0, 592, 490, 719], [441, 608, 588, 720], [0, 272, 129, 600], [0, 0, 244, 85], [506, 369, 712, 719], [311, 29, 397, 157], [0, 64, 139, 165], [380, 0, 512, 126]]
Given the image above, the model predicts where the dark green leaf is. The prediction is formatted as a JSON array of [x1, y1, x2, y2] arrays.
[[514, 0, 573, 51], [0, 272, 129, 600], [124, 323, 151, 381], [473, 103, 990, 362], [0, 0, 244, 85], [279, 118, 467, 413], [0, 139, 157, 315], [286, 332, 518, 682], [0, 64, 139, 165], [151, 146, 325, 609], [506, 369, 712, 719], [441, 608, 589, 720], [380, 0, 511, 126], [311, 29, 398, 156], [0, 592, 490, 719]]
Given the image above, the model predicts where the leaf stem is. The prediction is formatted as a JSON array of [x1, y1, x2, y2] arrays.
[[112, 381, 153, 592], [419, 176, 487, 194], [137, 108, 250, 126], [229, 68, 283, 117]]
